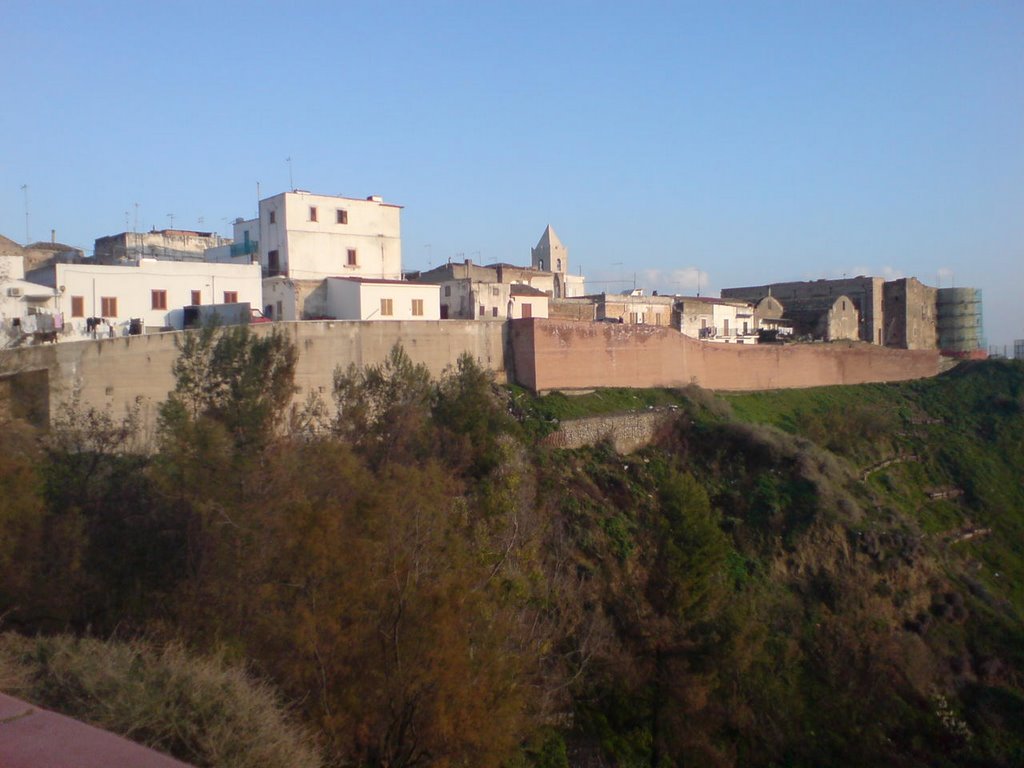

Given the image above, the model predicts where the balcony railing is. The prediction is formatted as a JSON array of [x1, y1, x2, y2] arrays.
[[229, 240, 258, 257]]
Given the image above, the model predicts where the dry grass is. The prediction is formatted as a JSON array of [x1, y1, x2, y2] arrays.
[[0, 632, 322, 768]]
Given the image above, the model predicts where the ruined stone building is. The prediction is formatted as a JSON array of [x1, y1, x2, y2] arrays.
[[721, 276, 982, 353]]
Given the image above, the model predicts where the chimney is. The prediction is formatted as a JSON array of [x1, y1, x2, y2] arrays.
[[51, 229, 56, 243]]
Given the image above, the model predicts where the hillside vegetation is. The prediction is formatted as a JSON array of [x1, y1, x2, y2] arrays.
[[0, 327, 1022, 767]]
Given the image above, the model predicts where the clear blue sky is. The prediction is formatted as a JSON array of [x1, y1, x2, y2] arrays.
[[2, 1, 1021, 347]]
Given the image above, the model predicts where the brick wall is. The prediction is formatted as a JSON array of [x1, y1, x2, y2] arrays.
[[511, 318, 941, 393]]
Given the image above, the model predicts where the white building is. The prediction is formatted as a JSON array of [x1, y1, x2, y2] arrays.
[[257, 191, 402, 281], [325, 277, 440, 321], [508, 284, 549, 319], [676, 296, 761, 343], [1, 249, 60, 346], [40, 259, 263, 338]]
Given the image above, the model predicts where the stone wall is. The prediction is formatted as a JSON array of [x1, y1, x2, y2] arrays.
[[1, 320, 508, 439], [542, 410, 671, 454], [512, 318, 941, 393], [2, 317, 945, 441]]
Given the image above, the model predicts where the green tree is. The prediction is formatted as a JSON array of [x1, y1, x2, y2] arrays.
[[432, 353, 517, 478], [159, 324, 297, 451], [332, 344, 434, 466]]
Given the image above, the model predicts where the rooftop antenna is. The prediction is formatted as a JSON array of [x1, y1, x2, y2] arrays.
[[424, 243, 432, 267], [167, 213, 175, 229], [20, 184, 30, 243], [133, 202, 139, 233], [286, 157, 294, 191], [696, 268, 701, 297], [125, 211, 130, 230]]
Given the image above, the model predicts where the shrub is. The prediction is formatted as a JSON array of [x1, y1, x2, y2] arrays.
[[0, 633, 322, 768]]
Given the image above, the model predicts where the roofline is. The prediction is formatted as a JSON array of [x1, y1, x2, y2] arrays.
[[264, 191, 404, 209], [328, 276, 437, 286]]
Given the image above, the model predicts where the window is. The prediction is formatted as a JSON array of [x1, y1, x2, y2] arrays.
[[491, 286, 499, 296], [444, 285, 451, 297], [268, 250, 280, 275], [151, 289, 167, 310], [268, 210, 276, 224], [71, 296, 84, 317], [629, 312, 638, 324], [336, 209, 348, 224], [347, 249, 357, 266], [479, 304, 485, 317], [556, 259, 562, 271], [191, 290, 201, 305], [723, 318, 730, 335], [492, 307, 498, 317], [223, 291, 238, 304], [309, 206, 318, 222], [380, 298, 393, 316], [276, 300, 283, 318], [411, 298, 424, 317], [101, 297, 118, 317], [521, 303, 532, 318]]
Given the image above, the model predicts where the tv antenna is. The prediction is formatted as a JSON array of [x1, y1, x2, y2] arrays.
[[167, 213, 175, 229], [20, 184, 30, 243]]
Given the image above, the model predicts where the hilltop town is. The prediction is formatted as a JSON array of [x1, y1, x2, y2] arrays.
[[0, 189, 985, 359]]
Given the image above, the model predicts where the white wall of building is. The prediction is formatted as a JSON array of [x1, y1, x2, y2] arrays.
[[259, 192, 402, 281], [508, 292, 549, 319], [563, 273, 586, 298], [326, 278, 439, 321], [55, 259, 263, 337], [262, 277, 302, 321]]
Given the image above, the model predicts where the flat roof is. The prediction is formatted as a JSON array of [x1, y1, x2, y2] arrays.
[[328, 276, 437, 286]]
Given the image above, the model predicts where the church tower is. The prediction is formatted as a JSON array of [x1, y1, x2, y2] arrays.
[[531, 225, 569, 297]]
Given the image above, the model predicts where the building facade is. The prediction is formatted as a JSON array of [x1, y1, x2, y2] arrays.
[[675, 296, 763, 343], [325, 277, 440, 321], [42, 259, 262, 337], [94, 229, 230, 265], [722, 277, 885, 345], [414, 260, 554, 320], [257, 191, 402, 281]]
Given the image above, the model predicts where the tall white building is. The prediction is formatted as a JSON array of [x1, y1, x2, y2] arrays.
[[254, 191, 402, 281]]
